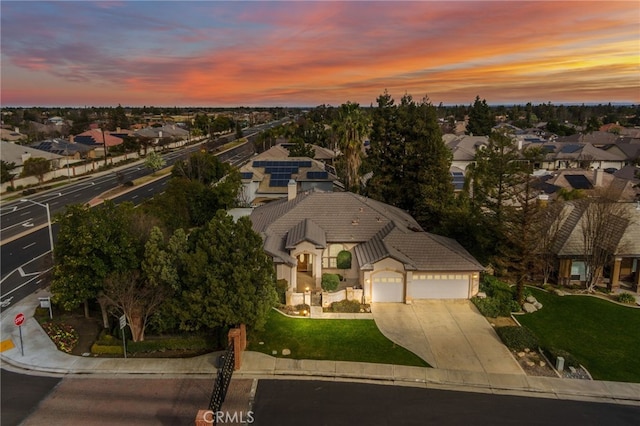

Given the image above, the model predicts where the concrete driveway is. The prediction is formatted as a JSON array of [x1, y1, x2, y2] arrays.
[[371, 300, 523, 375]]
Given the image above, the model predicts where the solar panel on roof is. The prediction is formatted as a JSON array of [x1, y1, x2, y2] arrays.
[[241, 172, 253, 179], [564, 174, 593, 190], [269, 179, 290, 187]]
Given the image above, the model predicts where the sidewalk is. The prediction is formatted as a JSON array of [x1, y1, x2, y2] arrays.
[[2, 291, 639, 407]]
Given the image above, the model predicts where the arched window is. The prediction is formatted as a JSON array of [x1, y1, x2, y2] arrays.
[[322, 243, 345, 268]]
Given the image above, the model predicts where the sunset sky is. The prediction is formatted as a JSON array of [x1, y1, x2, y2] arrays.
[[1, 1, 639, 107]]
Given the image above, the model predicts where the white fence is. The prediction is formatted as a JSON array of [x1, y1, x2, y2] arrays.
[[322, 287, 363, 308]]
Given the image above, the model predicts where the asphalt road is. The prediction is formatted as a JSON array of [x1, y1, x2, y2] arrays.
[[251, 380, 640, 426], [2, 375, 638, 426], [0, 369, 62, 426]]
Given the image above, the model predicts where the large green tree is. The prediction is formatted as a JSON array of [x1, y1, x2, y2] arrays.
[[365, 92, 454, 228], [51, 202, 141, 322], [466, 96, 494, 136], [468, 130, 524, 272], [170, 211, 277, 332]]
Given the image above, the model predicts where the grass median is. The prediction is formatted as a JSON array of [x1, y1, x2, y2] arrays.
[[247, 309, 429, 367]]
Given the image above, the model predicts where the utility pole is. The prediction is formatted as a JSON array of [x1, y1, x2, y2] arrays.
[[101, 126, 108, 167]]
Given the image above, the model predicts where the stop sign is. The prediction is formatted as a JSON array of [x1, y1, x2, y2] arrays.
[[14, 313, 25, 326]]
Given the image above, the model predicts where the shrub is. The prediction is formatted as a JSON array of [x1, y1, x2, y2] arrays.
[[276, 279, 289, 304], [617, 293, 636, 304], [475, 275, 517, 316], [330, 299, 361, 313], [495, 326, 539, 351], [472, 297, 502, 317], [295, 304, 310, 313], [6, 186, 14, 192], [321, 273, 340, 292], [336, 250, 352, 270]]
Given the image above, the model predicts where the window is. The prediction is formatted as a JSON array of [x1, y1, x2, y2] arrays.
[[322, 243, 345, 268]]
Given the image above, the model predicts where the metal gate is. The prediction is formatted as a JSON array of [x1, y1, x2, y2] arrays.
[[208, 341, 235, 418]]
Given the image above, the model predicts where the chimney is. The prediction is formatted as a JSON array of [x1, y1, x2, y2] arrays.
[[158, 130, 163, 138], [594, 169, 604, 187], [287, 179, 297, 201], [517, 139, 523, 150], [116, 127, 121, 133], [69, 135, 75, 143], [14, 127, 19, 133]]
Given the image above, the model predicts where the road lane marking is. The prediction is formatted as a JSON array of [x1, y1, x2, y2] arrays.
[[1, 268, 52, 297], [0, 218, 34, 233], [22, 242, 36, 249]]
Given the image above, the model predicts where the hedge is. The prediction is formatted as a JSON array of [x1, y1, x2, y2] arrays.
[[495, 326, 539, 351]]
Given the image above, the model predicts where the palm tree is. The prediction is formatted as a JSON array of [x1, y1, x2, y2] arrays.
[[333, 102, 369, 191]]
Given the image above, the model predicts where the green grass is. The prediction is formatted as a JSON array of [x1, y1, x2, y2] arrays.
[[518, 288, 640, 382], [248, 309, 429, 367]]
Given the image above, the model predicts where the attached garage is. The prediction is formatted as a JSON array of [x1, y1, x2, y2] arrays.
[[371, 272, 404, 302], [409, 274, 470, 299]]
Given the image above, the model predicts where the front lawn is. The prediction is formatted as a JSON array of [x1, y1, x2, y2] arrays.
[[517, 288, 640, 382], [247, 309, 429, 367]]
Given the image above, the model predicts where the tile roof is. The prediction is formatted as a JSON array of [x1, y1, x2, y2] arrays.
[[552, 201, 640, 257], [74, 129, 124, 147], [252, 190, 483, 271]]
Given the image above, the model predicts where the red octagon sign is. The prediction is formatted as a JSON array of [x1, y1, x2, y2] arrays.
[[14, 313, 25, 326]]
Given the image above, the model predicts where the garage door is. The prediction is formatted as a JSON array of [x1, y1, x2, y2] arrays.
[[372, 272, 404, 302], [409, 274, 470, 299]]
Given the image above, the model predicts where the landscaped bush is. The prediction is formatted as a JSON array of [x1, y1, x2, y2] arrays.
[[336, 250, 352, 270], [330, 299, 361, 313], [495, 326, 539, 351], [321, 273, 340, 292], [617, 293, 636, 304], [295, 304, 310, 312], [41, 322, 79, 353], [542, 347, 581, 368], [276, 279, 289, 304], [472, 297, 502, 317], [473, 275, 518, 316]]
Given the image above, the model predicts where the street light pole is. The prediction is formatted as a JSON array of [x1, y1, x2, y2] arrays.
[[20, 199, 54, 259]]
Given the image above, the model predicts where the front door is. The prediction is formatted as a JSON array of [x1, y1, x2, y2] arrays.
[[297, 253, 310, 272]]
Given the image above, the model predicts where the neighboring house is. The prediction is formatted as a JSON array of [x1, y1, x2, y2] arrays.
[[551, 201, 640, 292], [444, 134, 489, 172], [239, 146, 338, 206], [534, 142, 627, 171], [250, 189, 483, 304], [0, 140, 63, 176], [602, 142, 640, 167], [73, 129, 124, 156], [544, 169, 637, 201], [30, 138, 95, 160], [134, 124, 189, 141], [0, 127, 27, 143]]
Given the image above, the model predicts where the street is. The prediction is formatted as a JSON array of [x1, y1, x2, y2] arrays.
[[2, 374, 638, 426]]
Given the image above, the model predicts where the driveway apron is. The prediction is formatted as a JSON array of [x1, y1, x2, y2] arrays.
[[371, 300, 523, 375]]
